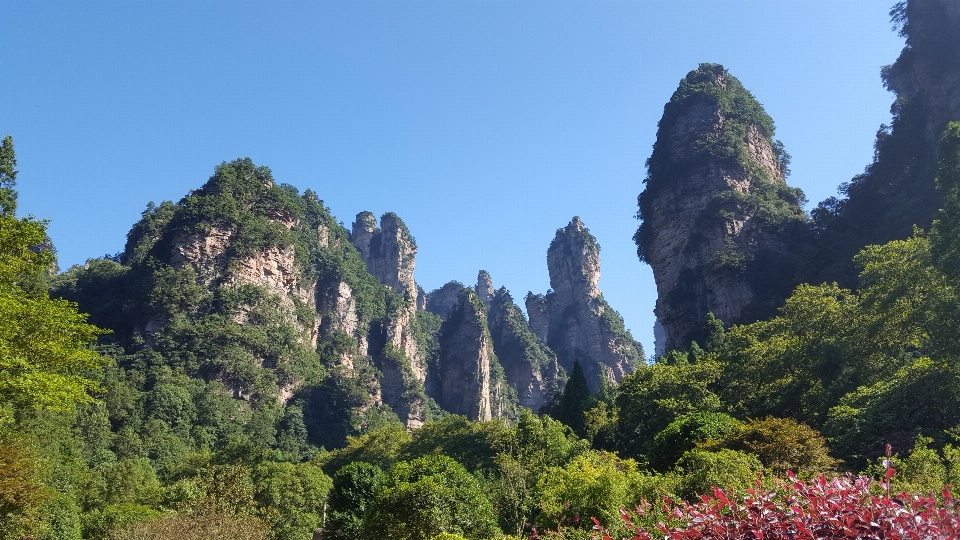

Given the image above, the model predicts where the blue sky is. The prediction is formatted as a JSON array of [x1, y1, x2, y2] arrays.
[[2, 1, 904, 357]]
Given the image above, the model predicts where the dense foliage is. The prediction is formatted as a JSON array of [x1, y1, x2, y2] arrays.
[[3, 7, 959, 534], [595, 472, 960, 540]]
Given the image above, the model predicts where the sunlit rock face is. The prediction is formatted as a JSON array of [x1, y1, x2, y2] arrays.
[[636, 64, 806, 352], [433, 287, 498, 421], [531, 217, 644, 392], [479, 272, 561, 411], [350, 211, 425, 428]]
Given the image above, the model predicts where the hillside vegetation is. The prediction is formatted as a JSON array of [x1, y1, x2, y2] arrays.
[[3, 2, 960, 539]]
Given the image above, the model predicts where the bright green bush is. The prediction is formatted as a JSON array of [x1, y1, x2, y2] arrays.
[[363, 454, 500, 540]]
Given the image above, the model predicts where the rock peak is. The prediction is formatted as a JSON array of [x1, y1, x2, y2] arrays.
[[350, 211, 418, 305], [538, 218, 642, 390], [548, 217, 601, 301], [636, 64, 806, 351], [476, 270, 494, 309]]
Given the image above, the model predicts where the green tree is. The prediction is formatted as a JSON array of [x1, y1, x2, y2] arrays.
[[250, 460, 331, 540], [928, 123, 960, 278], [647, 411, 737, 471], [317, 422, 410, 476], [398, 415, 508, 473], [541, 360, 592, 437], [0, 149, 106, 424], [486, 410, 588, 536], [0, 135, 17, 216], [699, 416, 838, 477], [675, 448, 763, 501], [614, 358, 722, 460], [325, 462, 386, 540], [363, 455, 500, 540], [535, 450, 674, 537]]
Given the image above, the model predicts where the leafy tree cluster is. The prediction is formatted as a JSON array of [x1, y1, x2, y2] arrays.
[[317, 412, 606, 539]]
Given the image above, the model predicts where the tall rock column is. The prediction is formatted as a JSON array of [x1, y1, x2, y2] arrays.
[[435, 288, 498, 421], [635, 63, 807, 352], [351, 211, 418, 306], [350, 211, 425, 427], [537, 217, 643, 391], [483, 276, 561, 411]]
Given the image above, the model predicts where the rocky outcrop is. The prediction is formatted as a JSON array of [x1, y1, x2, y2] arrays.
[[635, 64, 806, 351], [351, 211, 418, 305], [885, 0, 960, 155], [348, 211, 427, 428], [532, 217, 644, 391], [807, 0, 960, 288], [476, 270, 494, 310], [425, 281, 464, 320], [169, 223, 234, 286], [416, 285, 427, 311], [483, 278, 562, 411], [434, 288, 495, 421], [525, 292, 550, 344]]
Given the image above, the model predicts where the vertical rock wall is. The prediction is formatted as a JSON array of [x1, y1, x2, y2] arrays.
[[436, 288, 496, 421], [636, 64, 806, 351], [533, 217, 644, 391], [350, 211, 426, 428], [484, 280, 561, 411]]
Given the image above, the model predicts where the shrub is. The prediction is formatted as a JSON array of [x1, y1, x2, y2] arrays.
[[362, 454, 500, 540], [593, 471, 960, 540], [699, 416, 839, 477], [675, 449, 763, 501], [648, 412, 737, 471], [535, 450, 675, 537]]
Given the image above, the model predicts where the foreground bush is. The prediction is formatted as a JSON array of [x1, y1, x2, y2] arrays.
[[593, 472, 960, 540]]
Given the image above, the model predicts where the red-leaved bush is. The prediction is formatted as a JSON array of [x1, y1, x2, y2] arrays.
[[592, 470, 960, 540]]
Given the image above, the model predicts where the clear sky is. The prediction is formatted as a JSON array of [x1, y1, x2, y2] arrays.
[[1, 1, 904, 358]]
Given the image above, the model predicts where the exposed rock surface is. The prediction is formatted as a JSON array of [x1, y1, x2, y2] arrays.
[[169, 224, 234, 286], [484, 281, 562, 411], [885, 0, 960, 155], [635, 64, 806, 351], [349, 211, 426, 428], [532, 217, 643, 391], [351, 211, 418, 305], [433, 288, 501, 421], [476, 270, 494, 310], [525, 292, 550, 344], [425, 281, 465, 321], [810, 0, 960, 286]]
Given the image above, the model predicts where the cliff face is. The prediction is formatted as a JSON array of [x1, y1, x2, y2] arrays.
[[533, 217, 644, 391], [351, 211, 418, 305], [885, 0, 960, 157], [635, 64, 807, 351], [424, 281, 464, 321], [810, 0, 960, 286], [350, 211, 426, 428], [424, 274, 558, 412], [434, 288, 515, 421], [484, 279, 562, 411]]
